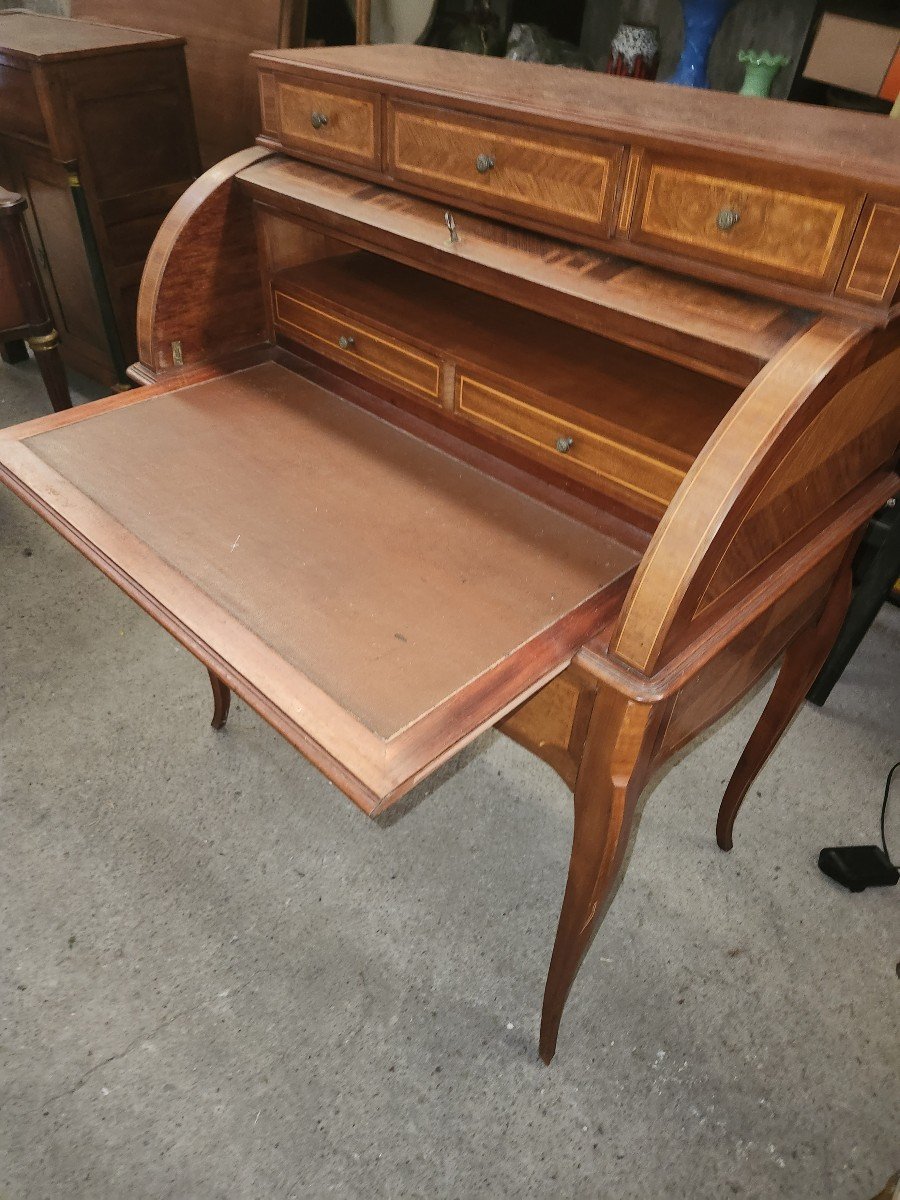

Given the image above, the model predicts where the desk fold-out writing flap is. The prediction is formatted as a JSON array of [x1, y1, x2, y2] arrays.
[[0, 361, 640, 812]]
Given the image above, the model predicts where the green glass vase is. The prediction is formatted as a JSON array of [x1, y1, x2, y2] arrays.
[[738, 49, 790, 97]]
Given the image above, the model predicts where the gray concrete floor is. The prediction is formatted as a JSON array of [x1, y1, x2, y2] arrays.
[[1, 354, 898, 1200]]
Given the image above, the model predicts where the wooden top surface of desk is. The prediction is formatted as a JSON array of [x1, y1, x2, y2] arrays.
[[0, 360, 638, 807], [254, 43, 900, 191], [0, 11, 182, 60]]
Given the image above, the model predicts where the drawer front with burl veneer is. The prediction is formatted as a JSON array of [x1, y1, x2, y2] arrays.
[[267, 74, 381, 171], [388, 100, 623, 240], [273, 289, 441, 405], [455, 373, 687, 514], [627, 154, 863, 290]]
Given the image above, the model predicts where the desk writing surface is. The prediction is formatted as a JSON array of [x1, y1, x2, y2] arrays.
[[12, 362, 638, 791]]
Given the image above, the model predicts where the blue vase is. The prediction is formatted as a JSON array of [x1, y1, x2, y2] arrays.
[[668, 0, 738, 88]]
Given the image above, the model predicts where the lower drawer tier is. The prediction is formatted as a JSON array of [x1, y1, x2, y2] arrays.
[[271, 251, 741, 518], [455, 374, 686, 510]]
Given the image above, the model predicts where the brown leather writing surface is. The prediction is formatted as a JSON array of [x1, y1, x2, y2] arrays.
[[5, 361, 638, 807]]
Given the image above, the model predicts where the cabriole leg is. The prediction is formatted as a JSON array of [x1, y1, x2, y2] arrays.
[[539, 688, 661, 1064], [208, 668, 231, 731], [716, 550, 856, 851]]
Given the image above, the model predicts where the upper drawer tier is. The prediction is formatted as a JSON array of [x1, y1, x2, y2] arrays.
[[627, 154, 863, 290], [387, 101, 624, 240], [267, 75, 380, 171]]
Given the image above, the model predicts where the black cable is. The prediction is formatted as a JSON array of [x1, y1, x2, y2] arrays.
[[881, 761, 899, 866]]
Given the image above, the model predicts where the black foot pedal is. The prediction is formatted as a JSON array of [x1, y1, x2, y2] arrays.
[[817, 845, 899, 892]]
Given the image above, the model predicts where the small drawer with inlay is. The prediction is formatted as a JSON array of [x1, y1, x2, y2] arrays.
[[629, 154, 862, 289], [387, 100, 623, 239], [455, 374, 685, 511], [270, 75, 380, 170], [273, 289, 441, 404]]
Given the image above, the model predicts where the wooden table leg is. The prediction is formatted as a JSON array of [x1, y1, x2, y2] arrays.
[[207, 668, 231, 730], [539, 687, 662, 1064], [28, 330, 72, 412], [716, 543, 857, 851]]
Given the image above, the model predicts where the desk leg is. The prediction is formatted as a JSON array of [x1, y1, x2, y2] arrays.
[[208, 669, 231, 731], [539, 688, 661, 1064], [716, 545, 856, 851], [28, 331, 72, 412]]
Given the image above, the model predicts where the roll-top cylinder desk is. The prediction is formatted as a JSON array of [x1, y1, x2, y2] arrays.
[[1, 46, 898, 1060]]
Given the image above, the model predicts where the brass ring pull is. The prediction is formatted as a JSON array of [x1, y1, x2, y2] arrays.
[[310, 111, 329, 130], [716, 208, 741, 232], [475, 153, 495, 174], [555, 436, 574, 454], [338, 334, 356, 350]]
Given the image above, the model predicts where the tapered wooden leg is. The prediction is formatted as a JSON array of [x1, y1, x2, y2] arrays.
[[208, 668, 231, 730], [539, 688, 662, 1064], [716, 551, 856, 851], [28, 331, 72, 412]]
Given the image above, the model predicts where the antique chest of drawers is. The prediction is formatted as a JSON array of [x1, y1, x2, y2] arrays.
[[1, 46, 897, 1060], [0, 11, 200, 385]]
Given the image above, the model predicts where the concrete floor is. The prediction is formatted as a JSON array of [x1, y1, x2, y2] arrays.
[[1, 355, 898, 1200]]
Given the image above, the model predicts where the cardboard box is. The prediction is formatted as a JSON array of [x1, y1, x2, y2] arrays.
[[803, 13, 900, 101]]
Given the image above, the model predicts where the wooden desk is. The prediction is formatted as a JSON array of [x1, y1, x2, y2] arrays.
[[1, 47, 898, 1061], [0, 11, 199, 385]]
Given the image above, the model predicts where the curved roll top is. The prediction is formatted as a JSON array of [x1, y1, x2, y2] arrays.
[[609, 319, 900, 675]]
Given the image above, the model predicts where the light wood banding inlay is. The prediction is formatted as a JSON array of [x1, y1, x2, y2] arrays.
[[455, 373, 685, 510], [633, 160, 859, 288], [276, 77, 379, 169], [274, 290, 441, 403], [389, 101, 622, 237]]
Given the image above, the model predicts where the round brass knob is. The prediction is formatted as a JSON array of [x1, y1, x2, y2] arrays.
[[555, 436, 574, 454], [338, 334, 355, 350], [475, 154, 495, 174], [716, 208, 741, 232], [310, 111, 329, 130]]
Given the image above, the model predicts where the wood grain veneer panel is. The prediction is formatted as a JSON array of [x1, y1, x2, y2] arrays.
[[274, 289, 441, 404], [19, 361, 638, 744], [269, 250, 740, 517], [252, 45, 900, 192], [698, 346, 900, 609], [632, 158, 860, 289], [609, 318, 874, 673], [238, 157, 813, 385], [388, 101, 622, 239], [657, 541, 847, 761], [838, 202, 900, 305], [276, 77, 379, 170]]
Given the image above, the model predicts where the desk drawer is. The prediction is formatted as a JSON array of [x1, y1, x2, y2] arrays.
[[630, 156, 861, 288], [273, 76, 380, 170], [455, 374, 684, 511], [388, 101, 622, 238], [274, 290, 441, 403]]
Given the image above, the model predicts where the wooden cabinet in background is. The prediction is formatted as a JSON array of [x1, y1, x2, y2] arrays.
[[0, 12, 200, 386], [71, 0, 311, 168]]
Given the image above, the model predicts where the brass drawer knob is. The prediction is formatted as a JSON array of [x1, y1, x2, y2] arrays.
[[338, 334, 356, 350], [555, 436, 574, 454], [310, 111, 329, 130], [475, 153, 495, 174], [716, 208, 741, 232]]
